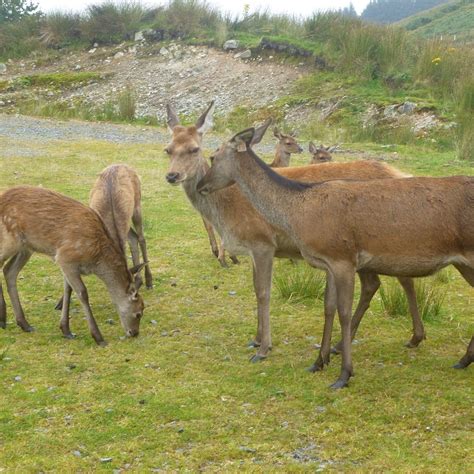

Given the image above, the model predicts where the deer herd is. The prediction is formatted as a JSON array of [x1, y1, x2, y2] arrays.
[[1, 101, 472, 389]]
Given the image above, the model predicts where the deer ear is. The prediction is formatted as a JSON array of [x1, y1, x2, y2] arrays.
[[308, 142, 317, 154], [166, 104, 180, 132], [196, 100, 215, 134], [130, 262, 147, 276], [251, 118, 272, 146], [328, 145, 338, 153], [273, 127, 282, 139], [231, 128, 255, 152]]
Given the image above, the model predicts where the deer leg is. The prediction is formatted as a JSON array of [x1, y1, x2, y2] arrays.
[[331, 271, 380, 354], [202, 217, 221, 261], [230, 255, 240, 265], [309, 271, 336, 372], [330, 267, 355, 389], [61, 266, 106, 346], [398, 277, 425, 348], [131, 212, 153, 289], [59, 279, 75, 339], [128, 228, 143, 289], [216, 238, 228, 268], [0, 282, 6, 329], [3, 250, 33, 332], [453, 336, 474, 369], [249, 249, 274, 362]]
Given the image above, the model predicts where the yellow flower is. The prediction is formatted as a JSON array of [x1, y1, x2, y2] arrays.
[[431, 57, 441, 64]]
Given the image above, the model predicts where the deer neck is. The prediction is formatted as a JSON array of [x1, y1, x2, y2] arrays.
[[182, 157, 224, 229], [233, 149, 312, 235], [274, 144, 290, 167]]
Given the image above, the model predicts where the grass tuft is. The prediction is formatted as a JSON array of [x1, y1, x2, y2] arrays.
[[273, 263, 325, 303]]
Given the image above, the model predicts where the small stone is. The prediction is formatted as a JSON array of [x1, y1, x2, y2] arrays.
[[67, 363, 76, 370], [0, 63, 7, 74], [177, 427, 184, 433], [88, 48, 97, 54], [74, 64, 81, 70], [150, 319, 158, 325], [105, 319, 115, 325], [239, 446, 256, 453], [14, 376, 21, 382], [228, 291, 236, 296], [161, 331, 168, 337], [100, 457, 113, 463], [234, 49, 251, 60], [223, 39, 239, 50], [72, 450, 82, 457], [114, 51, 124, 59]]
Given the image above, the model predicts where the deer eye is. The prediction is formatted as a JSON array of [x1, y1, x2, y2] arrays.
[[209, 155, 215, 163], [190, 147, 200, 154]]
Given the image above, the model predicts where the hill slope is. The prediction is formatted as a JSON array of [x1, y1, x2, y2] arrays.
[[398, 0, 474, 42]]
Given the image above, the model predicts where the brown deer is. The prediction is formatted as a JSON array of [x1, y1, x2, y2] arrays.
[[165, 103, 238, 268], [0, 186, 145, 345], [164, 102, 425, 368], [309, 143, 336, 164], [270, 127, 303, 167], [197, 127, 474, 388]]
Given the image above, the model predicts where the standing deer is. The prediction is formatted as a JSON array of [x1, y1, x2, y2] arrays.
[[270, 127, 303, 167], [309, 143, 336, 164], [0, 186, 145, 345], [197, 127, 474, 388], [164, 102, 426, 368]]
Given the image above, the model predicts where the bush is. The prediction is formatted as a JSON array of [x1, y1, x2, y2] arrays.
[[39, 11, 83, 48], [81, 1, 147, 44], [117, 84, 136, 120], [0, 15, 42, 58]]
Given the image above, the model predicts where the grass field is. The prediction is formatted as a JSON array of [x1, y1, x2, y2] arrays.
[[0, 131, 473, 471]]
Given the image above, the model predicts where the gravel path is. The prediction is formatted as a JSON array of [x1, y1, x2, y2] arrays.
[[0, 113, 276, 153]]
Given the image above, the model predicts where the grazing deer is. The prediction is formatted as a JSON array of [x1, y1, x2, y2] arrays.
[[197, 127, 474, 388], [270, 127, 303, 167], [164, 102, 425, 368], [0, 186, 145, 345], [89, 164, 152, 289], [309, 143, 336, 164]]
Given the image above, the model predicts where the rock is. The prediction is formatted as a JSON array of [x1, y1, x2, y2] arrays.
[[14, 375, 22, 382], [383, 104, 398, 118], [134, 31, 145, 41], [0, 101, 5, 106], [93, 43, 98, 47], [0, 63, 6, 74], [398, 101, 417, 115], [88, 48, 97, 54], [159, 47, 170, 57], [223, 39, 239, 50], [72, 450, 82, 457], [100, 457, 113, 463], [114, 51, 124, 59], [74, 64, 81, 70], [234, 49, 251, 60]]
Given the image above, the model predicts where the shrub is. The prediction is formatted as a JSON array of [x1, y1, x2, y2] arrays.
[[117, 84, 136, 120], [39, 11, 83, 48], [81, 1, 147, 44]]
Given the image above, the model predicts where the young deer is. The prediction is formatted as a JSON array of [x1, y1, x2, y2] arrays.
[[89, 164, 152, 289], [270, 127, 303, 167], [309, 143, 336, 164], [0, 186, 145, 345], [197, 127, 474, 388], [164, 102, 425, 367]]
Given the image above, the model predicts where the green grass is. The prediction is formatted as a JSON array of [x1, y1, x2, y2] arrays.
[[0, 130, 473, 471]]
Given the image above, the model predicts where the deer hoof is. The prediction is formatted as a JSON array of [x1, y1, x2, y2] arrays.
[[97, 340, 108, 347], [330, 345, 342, 355], [0, 321, 6, 329], [20, 325, 35, 333], [330, 379, 349, 390], [54, 300, 64, 311], [63, 333, 76, 339], [250, 354, 267, 363], [307, 363, 324, 373], [247, 340, 261, 348]]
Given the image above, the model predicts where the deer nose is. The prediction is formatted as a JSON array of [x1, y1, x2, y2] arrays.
[[166, 172, 180, 184], [298, 146, 303, 153], [127, 329, 139, 337]]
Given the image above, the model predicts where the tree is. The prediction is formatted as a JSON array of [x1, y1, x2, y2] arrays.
[[0, 0, 39, 24]]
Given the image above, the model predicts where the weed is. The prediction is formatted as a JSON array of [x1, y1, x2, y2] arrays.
[[117, 84, 136, 121], [274, 262, 325, 302]]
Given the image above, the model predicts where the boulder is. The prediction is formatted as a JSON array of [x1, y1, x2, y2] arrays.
[[234, 49, 251, 59], [398, 101, 417, 115], [0, 63, 7, 74], [223, 39, 239, 50]]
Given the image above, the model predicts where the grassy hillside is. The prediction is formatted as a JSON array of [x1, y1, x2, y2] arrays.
[[399, 0, 474, 42]]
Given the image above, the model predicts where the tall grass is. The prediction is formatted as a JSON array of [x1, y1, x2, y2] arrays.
[[117, 84, 136, 120], [379, 278, 446, 323], [273, 263, 326, 303]]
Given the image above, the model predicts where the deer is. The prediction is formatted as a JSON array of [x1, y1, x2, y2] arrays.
[[270, 127, 303, 167], [0, 186, 145, 345], [164, 102, 426, 369], [196, 126, 474, 389], [309, 143, 336, 164], [55, 164, 153, 314]]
